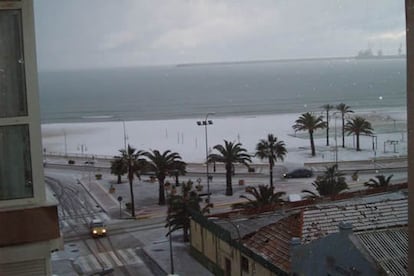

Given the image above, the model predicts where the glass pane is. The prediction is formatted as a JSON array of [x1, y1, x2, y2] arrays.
[[0, 10, 27, 117], [0, 125, 33, 200]]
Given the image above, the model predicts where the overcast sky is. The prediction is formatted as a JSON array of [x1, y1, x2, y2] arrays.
[[34, 0, 406, 71]]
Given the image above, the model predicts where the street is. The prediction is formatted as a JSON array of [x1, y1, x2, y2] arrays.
[[45, 157, 407, 275]]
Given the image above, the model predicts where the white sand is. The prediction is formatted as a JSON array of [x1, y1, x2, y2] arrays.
[[41, 108, 407, 166]]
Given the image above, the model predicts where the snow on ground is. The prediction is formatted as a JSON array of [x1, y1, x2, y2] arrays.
[[41, 108, 407, 166]]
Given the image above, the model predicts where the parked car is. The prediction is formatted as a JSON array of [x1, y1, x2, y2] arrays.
[[283, 168, 313, 178], [89, 219, 107, 237]]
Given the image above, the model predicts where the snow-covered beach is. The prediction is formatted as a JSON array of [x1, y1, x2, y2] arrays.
[[41, 108, 407, 167]]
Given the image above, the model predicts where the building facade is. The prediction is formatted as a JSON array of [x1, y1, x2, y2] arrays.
[[0, 1, 62, 275]]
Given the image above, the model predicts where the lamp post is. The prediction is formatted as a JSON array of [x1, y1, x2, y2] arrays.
[[120, 119, 127, 152], [166, 189, 175, 275], [333, 112, 339, 167], [197, 112, 215, 203]]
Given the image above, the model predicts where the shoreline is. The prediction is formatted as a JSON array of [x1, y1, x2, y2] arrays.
[[40, 106, 407, 125]]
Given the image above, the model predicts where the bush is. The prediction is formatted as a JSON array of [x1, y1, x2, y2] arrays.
[[125, 202, 132, 210], [95, 173, 102, 180]]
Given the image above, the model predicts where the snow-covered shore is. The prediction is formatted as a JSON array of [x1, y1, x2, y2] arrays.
[[41, 108, 407, 167]]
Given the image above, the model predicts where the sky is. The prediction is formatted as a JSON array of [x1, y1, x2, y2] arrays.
[[34, 0, 406, 71]]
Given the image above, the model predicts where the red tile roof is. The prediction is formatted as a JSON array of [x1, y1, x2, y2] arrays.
[[243, 212, 302, 272]]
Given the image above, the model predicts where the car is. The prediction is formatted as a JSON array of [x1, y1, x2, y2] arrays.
[[89, 219, 107, 237], [283, 168, 313, 178]]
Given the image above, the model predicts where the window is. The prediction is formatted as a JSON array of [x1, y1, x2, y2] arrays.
[[0, 10, 27, 118], [0, 124, 33, 200]]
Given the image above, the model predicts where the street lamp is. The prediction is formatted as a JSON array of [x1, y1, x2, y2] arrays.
[[166, 189, 175, 275], [332, 112, 340, 167], [197, 112, 215, 203]]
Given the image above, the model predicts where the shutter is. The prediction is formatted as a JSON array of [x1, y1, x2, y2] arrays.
[[0, 259, 46, 276]]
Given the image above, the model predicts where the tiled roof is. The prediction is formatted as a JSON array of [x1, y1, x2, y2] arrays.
[[242, 212, 302, 272], [237, 194, 407, 273], [356, 228, 408, 276], [301, 198, 407, 243]]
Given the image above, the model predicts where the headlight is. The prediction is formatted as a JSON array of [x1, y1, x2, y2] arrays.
[[93, 230, 97, 234], [102, 229, 106, 233]]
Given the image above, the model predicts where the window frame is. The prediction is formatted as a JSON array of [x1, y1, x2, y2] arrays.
[[0, 0, 45, 207]]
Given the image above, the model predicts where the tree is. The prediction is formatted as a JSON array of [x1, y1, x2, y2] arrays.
[[166, 180, 211, 242], [321, 104, 334, 146], [364, 174, 393, 189], [143, 149, 185, 205], [208, 140, 252, 196], [110, 156, 127, 184], [232, 185, 285, 210], [120, 145, 145, 217], [336, 103, 354, 148], [255, 134, 287, 188], [292, 112, 326, 156], [344, 116, 374, 151], [302, 164, 348, 197]]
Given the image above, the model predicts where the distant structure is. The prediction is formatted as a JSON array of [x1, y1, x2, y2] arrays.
[[356, 46, 405, 59]]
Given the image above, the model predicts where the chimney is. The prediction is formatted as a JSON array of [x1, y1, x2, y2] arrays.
[[338, 222, 353, 234], [291, 237, 301, 247]]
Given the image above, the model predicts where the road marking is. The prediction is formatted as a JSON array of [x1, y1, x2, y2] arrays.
[[98, 252, 113, 268], [76, 255, 93, 273], [117, 248, 143, 265], [74, 248, 143, 273], [108, 251, 123, 266]]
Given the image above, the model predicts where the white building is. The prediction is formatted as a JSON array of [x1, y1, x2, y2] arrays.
[[0, 1, 62, 275]]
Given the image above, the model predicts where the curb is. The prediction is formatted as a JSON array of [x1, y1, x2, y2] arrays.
[[136, 247, 168, 276]]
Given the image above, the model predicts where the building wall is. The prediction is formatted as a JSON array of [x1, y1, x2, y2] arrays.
[[405, 1, 414, 274], [0, 1, 62, 275], [190, 219, 277, 276]]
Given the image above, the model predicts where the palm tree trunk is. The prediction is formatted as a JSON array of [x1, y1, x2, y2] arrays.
[[269, 163, 274, 188], [356, 134, 361, 151], [309, 130, 316, 156], [225, 163, 233, 196], [326, 110, 330, 146], [128, 176, 135, 217], [342, 116, 345, 148], [158, 177, 166, 205]]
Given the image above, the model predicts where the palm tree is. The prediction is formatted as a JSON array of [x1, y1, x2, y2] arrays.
[[110, 156, 127, 184], [336, 103, 354, 148], [232, 185, 285, 210], [255, 134, 287, 188], [344, 116, 374, 151], [120, 145, 145, 217], [364, 174, 393, 189], [292, 112, 326, 156], [143, 149, 185, 205], [208, 140, 252, 196], [302, 164, 348, 197], [321, 104, 334, 146], [166, 180, 211, 242]]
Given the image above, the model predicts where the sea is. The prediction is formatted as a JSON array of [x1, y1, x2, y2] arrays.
[[38, 58, 406, 124]]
